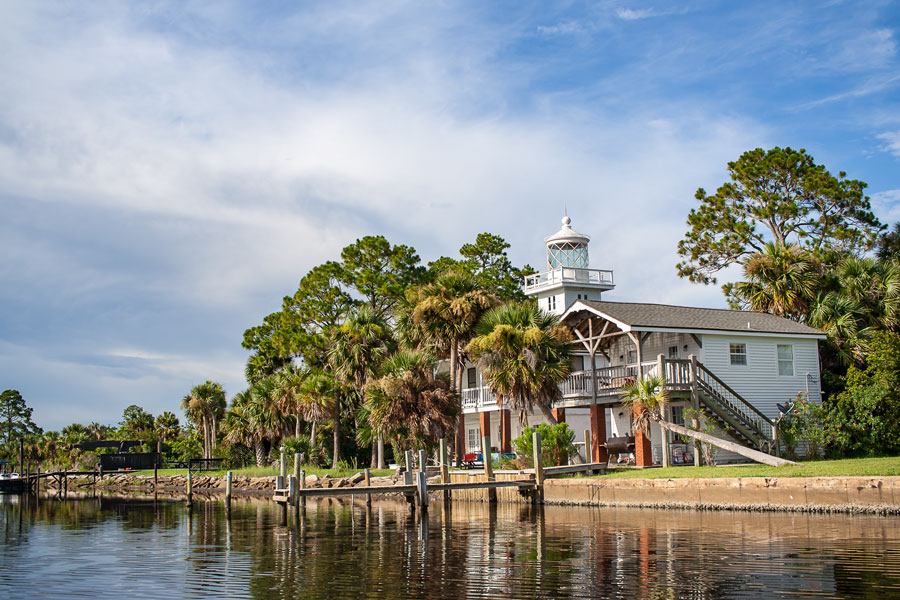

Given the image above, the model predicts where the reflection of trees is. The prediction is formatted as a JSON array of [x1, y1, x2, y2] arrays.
[[2, 495, 900, 599]]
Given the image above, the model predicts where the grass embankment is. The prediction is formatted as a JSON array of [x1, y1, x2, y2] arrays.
[[593, 456, 900, 479], [129, 466, 395, 479]]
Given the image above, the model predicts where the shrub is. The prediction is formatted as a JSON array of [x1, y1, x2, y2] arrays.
[[512, 422, 576, 467], [682, 407, 719, 465]]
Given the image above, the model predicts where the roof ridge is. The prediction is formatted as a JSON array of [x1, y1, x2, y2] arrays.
[[585, 299, 776, 316]]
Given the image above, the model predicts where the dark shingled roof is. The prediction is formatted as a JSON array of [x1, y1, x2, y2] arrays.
[[570, 300, 825, 337]]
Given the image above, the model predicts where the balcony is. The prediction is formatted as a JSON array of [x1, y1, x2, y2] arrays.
[[559, 360, 694, 402], [461, 385, 499, 413], [523, 267, 615, 294]]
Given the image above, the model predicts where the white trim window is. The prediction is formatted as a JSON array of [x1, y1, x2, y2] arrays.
[[548, 295, 557, 311], [777, 344, 794, 376], [729, 343, 747, 366], [467, 428, 480, 451]]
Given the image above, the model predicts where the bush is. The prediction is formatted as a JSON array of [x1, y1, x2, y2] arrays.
[[512, 422, 576, 467], [779, 392, 826, 459], [682, 407, 719, 465]]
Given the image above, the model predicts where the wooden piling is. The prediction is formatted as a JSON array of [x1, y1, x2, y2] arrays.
[[404, 450, 413, 485], [416, 471, 429, 511], [279, 452, 287, 480], [225, 471, 232, 501], [288, 475, 297, 505], [300, 470, 306, 508], [294, 453, 301, 487], [482, 435, 497, 504], [418, 449, 427, 473], [584, 429, 591, 463], [439, 438, 450, 504], [187, 470, 193, 505], [364, 468, 372, 506], [532, 431, 544, 505]]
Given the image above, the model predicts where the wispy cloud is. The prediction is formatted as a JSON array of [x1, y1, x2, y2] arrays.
[[877, 130, 900, 157]]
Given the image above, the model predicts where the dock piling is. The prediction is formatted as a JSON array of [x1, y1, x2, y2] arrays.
[[416, 471, 429, 511], [532, 431, 544, 505], [225, 471, 232, 502], [482, 435, 497, 504], [187, 470, 193, 505], [364, 468, 372, 506], [404, 451, 413, 485], [439, 438, 450, 504]]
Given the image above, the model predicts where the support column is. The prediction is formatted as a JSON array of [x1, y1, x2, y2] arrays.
[[589, 405, 608, 464], [633, 405, 653, 467], [551, 408, 566, 423], [455, 416, 465, 467], [479, 411, 491, 445], [499, 409, 512, 453]]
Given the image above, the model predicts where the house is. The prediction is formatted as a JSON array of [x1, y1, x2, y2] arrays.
[[459, 215, 826, 466]]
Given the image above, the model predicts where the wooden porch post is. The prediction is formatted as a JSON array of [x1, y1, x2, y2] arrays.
[[589, 405, 608, 464], [657, 354, 669, 468], [633, 404, 653, 467], [689, 354, 701, 466], [499, 410, 511, 453]]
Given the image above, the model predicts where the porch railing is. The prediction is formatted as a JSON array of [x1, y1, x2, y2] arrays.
[[523, 267, 615, 292], [461, 385, 498, 410]]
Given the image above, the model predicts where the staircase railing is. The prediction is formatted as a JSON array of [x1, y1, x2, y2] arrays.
[[694, 362, 775, 450]]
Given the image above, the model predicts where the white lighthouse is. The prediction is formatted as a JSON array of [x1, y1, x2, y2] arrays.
[[523, 214, 615, 314]]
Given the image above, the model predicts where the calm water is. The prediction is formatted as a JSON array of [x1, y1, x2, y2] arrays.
[[1, 493, 898, 599]]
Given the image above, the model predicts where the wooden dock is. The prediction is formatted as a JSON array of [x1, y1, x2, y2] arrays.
[[270, 431, 585, 510]]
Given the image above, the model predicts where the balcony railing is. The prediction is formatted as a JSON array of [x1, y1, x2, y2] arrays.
[[560, 360, 692, 399], [523, 267, 614, 292], [461, 385, 498, 411]]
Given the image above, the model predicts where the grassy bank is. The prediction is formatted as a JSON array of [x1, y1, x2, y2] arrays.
[[593, 456, 900, 479], [130, 466, 396, 479]]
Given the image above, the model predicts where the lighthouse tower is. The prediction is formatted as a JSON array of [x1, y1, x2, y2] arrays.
[[523, 214, 615, 314]]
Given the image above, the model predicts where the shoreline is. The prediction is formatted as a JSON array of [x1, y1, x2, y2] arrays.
[[41, 472, 900, 515]]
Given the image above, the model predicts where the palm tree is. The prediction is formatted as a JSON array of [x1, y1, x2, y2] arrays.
[[273, 366, 307, 439], [223, 378, 286, 467], [155, 411, 180, 442], [295, 368, 337, 452], [327, 306, 395, 469], [365, 350, 459, 450], [411, 271, 498, 392], [467, 302, 571, 426], [808, 256, 900, 365], [409, 271, 497, 464], [621, 374, 670, 466], [726, 242, 819, 320], [181, 381, 227, 459]]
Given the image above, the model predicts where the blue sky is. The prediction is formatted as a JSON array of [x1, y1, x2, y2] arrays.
[[1, 1, 898, 431]]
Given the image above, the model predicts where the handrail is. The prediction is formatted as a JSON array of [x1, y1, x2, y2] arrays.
[[695, 363, 774, 444]]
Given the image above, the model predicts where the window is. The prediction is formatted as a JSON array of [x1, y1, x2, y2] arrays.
[[467, 428, 480, 451], [671, 406, 685, 427], [466, 367, 477, 389], [777, 344, 794, 376], [548, 295, 557, 311], [729, 343, 747, 366], [668, 345, 679, 359]]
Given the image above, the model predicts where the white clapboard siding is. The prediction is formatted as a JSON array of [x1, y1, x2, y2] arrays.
[[698, 334, 822, 420]]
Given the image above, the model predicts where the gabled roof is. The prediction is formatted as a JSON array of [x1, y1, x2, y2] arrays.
[[562, 300, 826, 338]]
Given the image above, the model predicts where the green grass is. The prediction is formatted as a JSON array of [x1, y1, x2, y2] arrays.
[[590, 456, 900, 479], [128, 466, 395, 479]]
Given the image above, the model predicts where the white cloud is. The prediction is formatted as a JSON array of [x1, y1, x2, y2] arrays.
[[871, 189, 900, 224], [877, 130, 900, 157], [0, 2, 771, 428]]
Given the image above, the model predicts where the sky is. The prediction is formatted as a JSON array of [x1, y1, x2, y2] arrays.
[[1, 1, 899, 431]]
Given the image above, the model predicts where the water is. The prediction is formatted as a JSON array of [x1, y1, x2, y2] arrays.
[[1, 494, 898, 599]]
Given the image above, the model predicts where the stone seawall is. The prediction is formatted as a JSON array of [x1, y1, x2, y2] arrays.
[[43, 472, 404, 496], [42, 472, 900, 514], [542, 476, 900, 514]]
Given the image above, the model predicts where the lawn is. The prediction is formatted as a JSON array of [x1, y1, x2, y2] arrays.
[[592, 456, 900, 479], [129, 466, 396, 479]]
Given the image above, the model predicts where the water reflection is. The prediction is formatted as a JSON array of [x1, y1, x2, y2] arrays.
[[1, 492, 899, 599]]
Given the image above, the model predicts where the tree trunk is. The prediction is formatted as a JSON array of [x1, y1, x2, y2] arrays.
[[331, 401, 340, 469], [310, 421, 317, 448], [377, 436, 385, 469], [254, 440, 266, 467], [296, 412, 301, 438], [370, 440, 377, 468], [656, 420, 795, 467]]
